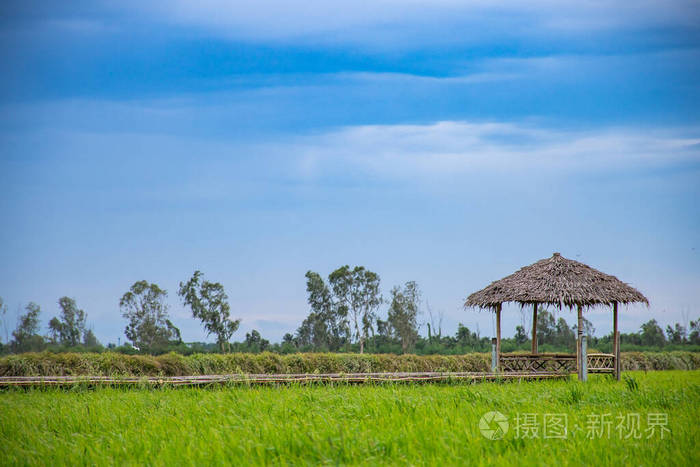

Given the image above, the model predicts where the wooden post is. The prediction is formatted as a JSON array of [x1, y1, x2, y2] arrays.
[[612, 302, 619, 380], [496, 303, 502, 370], [581, 335, 588, 382], [577, 304, 583, 379], [531, 302, 538, 354], [491, 338, 497, 372], [616, 330, 621, 381]]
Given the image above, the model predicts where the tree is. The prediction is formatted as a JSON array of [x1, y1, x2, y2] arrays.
[[554, 317, 575, 348], [387, 281, 420, 353], [514, 325, 528, 344], [425, 304, 444, 343], [47, 297, 87, 346], [178, 271, 240, 352], [296, 270, 348, 350], [345, 266, 381, 353], [639, 319, 666, 347], [536, 308, 556, 345], [83, 328, 101, 348], [12, 302, 44, 353], [375, 318, 392, 339], [120, 281, 180, 352], [689, 319, 700, 345], [666, 323, 686, 344], [243, 330, 270, 353], [47, 317, 62, 344], [456, 324, 480, 349]]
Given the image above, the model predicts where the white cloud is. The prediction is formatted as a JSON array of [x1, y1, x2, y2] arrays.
[[284, 121, 700, 179], [128, 0, 699, 45], [4, 95, 699, 187]]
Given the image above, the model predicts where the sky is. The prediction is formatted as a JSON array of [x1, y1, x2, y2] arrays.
[[1, 1, 699, 345]]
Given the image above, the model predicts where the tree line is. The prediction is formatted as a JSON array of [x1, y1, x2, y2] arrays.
[[1, 266, 699, 355]]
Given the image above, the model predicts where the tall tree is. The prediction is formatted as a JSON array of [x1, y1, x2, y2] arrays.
[[120, 281, 180, 351], [514, 325, 529, 344], [12, 302, 44, 352], [666, 323, 687, 344], [387, 281, 420, 353], [554, 317, 576, 349], [689, 318, 700, 345], [178, 271, 240, 352], [351, 267, 381, 353], [536, 308, 556, 344], [83, 328, 101, 348], [297, 266, 381, 352], [296, 271, 348, 350], [639, 319, 666, 347], [47, 297, 87, 346], [455, 324, 481, 349], [243, 330, 270, 353]]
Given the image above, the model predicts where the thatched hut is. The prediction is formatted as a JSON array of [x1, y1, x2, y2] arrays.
[[465, 252, 648, 380]]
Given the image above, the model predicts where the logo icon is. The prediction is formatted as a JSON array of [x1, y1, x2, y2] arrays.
[[479, 411, 509, 440]]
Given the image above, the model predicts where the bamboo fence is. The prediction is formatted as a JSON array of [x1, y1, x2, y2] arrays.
[[0, 371, 568, 387]]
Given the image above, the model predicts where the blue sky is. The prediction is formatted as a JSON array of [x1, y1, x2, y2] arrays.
[[1, 1, 699, 345]]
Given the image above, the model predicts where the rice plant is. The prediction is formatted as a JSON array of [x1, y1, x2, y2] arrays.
[[1, 370, 698, 465]]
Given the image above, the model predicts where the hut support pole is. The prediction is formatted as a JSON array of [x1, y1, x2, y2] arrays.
[[577, 305, 583, 380], [613, 302, 620, 381], [531, 303, 538, 354], [491, 338, 497, 372], [496, 304, 502, 370], [581, 336, 588, 382]]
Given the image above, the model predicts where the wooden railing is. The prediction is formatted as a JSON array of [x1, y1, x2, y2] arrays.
[[499, 354, 576, 373], [499, 353, 615, 374], [587, 353, 615, 373]]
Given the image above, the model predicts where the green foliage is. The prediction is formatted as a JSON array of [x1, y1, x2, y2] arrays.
[[1, 371, 698, 465], [666, 323, 687, 344], [47, 297, 87, 347], [296, 270, 349, 351], [640, 319, 666, 347], [691, 319, 700, 345], [1, 351, 699, 377], [233, 330, 270, 353], [0, 351, 490, 376], [298, 266, 381, 354], [178, 271, 240, 352], [387, 281, 421, 353], [623, 374, 639, 392], [11, 302, 44, 353], [119, 280, 181, 352], [514, 325, 528, 344]]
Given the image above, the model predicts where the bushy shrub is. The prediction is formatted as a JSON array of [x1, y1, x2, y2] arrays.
[[0, 351, 696, 377]]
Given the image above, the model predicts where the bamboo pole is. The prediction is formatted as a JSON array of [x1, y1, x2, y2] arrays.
[[531, 302, 538, 354], [613, 302, 620, 380], [491, 338, 497, 372], [496, 303, 502, 370], [616, 331, 621, 380], [577, 304, 583, 380], [0, 372, 571, 387], [581, 335, 588, 382]]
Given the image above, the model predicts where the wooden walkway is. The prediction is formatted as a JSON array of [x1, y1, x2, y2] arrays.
[[0, 371, 568, 387]]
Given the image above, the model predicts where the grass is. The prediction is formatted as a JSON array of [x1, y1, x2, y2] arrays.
[[3, 350, 699, 377], [1, 371, 699, 465]]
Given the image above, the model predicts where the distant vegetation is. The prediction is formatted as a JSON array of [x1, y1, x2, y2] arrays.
[[1, 351, 698, 377], [1, 266, 699, 356]]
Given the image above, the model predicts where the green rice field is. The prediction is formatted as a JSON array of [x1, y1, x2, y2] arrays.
[[1, 371, 699, 466]]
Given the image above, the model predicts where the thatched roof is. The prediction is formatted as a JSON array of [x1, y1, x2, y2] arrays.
[[465, 253, 648, 310]]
